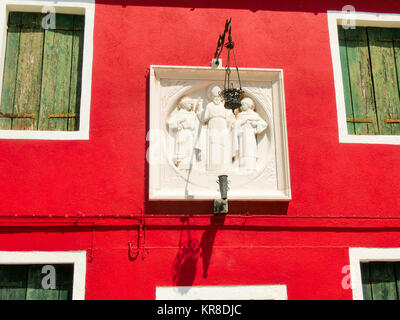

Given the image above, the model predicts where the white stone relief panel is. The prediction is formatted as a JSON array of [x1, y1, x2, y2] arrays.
[[149, 66, 290, 200]]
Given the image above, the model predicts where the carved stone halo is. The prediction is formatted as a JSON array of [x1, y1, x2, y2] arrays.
[[149, 65, 291, 200]]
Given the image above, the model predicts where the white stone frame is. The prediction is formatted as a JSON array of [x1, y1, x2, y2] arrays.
[[328, 10, 400, 145], [149, 65, 291, 200], [156, 285, 288, 300], [0, 0, 95, 140], [349, 247, 400, 300], [0, 250, 86, 299]]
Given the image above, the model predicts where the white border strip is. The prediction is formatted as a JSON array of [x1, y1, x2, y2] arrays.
[[349, 247, 400, 300], [0, 250, 86, 300], [328, 10, 400, 145], [156, 285, 288, 300], [0, 0, 94, 140]]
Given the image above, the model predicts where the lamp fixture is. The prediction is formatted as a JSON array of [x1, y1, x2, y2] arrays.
[[214, 18, 243, 113], [214, 175, 229, 215]]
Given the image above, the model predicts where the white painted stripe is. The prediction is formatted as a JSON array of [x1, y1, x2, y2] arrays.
[[156, 285, 288, 300]]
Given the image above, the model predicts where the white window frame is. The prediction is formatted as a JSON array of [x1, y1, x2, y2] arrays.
[[156, 285, 288, 300], [0, 250, 86, 300], [0, 0, 95, 140], [349, 247, 400, 300], [328, 10, 400, 145]]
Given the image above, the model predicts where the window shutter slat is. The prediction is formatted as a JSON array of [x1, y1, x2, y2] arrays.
[[55, 14, 83, 31], [369, 262, 397, 300], [394, 263, 400, 300], [7, 12, 22, 26], [8, 12, 41, 29], [391, 28, 400, 135], [12, 13, 44, 130], [338, 27, 355, 134], [68, 15, 85, 131], [343, 27, 379, 135], [38, 14, 75, 131], [25, 265, 59, 300], [360, 263, 373, 300], [0, 13, 22, 129], [56, 265, 74, 300], [367, 27, 400, 135], [0, 266, 28, 300], [73, 15, 85, 29]]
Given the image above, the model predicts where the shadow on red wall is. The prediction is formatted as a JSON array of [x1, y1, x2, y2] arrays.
[[172, 216, 225, 286], [146, 200, 289, 215]]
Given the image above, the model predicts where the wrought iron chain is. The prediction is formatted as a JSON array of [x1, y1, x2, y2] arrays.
[[213, 18, 244, 113], [214, 18, 242, 89], [214, 18, 231, 61]]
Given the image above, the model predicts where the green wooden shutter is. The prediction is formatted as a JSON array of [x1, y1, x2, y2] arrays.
[[0, 13, 43, 130], [0, 12, 84, 131], [361, 262, 400, 300], [338, 26, 400, 135], [13, 13, 44, 130], [57, 264, 74, 300], [68, 15, 85, 131], [39, 14, 84, 131], [369, 262, 397, 300], [0, 264, 73, 300], [0, 13, 21, 129], [391, 28, 400, 134], [339, 27, 379, 135], [0, 265, 28, 300], [361, 263, 373, 300], [25, 265, 60, 300], [338, 27, 355, 134], [368, 28, 400, 135]]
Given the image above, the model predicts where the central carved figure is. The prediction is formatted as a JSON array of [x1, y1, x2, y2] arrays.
[[167, 84, 269, 174], [197, 84, 236, 171]]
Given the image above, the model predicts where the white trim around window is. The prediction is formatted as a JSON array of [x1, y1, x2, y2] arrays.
[[0, 0, 95, 140], [327, 10, 400, 145], [349, 247, 400, 300], [0, 250, 87, 300], [156, 285, 288, 300]]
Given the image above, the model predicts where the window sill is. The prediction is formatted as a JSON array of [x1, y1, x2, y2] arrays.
[[0, 129, 89, 140], [340, 134, 400, 145]]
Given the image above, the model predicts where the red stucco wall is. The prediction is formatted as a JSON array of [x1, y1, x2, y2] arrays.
[[1, 0, 400, 299]]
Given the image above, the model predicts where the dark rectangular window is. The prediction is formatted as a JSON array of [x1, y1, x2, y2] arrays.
[[0, 264, 73, 300], [0, 12, 84, 131], [361, 261, 400, 300]]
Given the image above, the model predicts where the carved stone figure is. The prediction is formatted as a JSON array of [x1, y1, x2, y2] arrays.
[[196, 84, 236, 171], [167, 96, 197, 170], [234, 97, 268, 171]]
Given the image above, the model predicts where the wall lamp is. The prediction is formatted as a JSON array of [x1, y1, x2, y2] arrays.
[[213, 18, 243, 114]]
